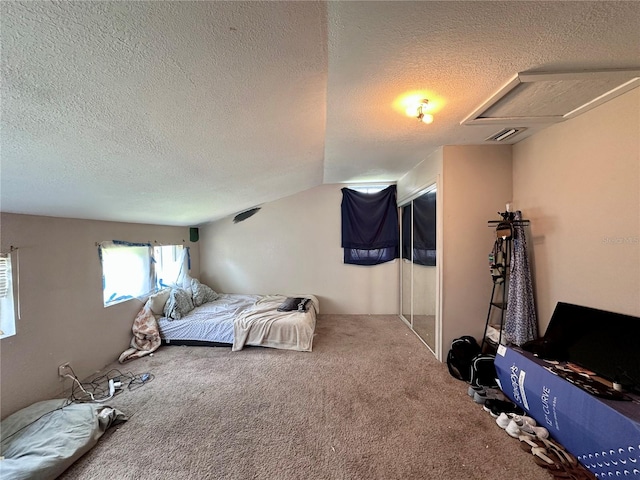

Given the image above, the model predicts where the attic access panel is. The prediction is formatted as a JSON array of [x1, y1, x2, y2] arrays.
[[461, 69, 640, 126]]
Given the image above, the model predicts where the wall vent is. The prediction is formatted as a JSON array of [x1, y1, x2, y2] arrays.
[[233, 207, 261, 223], [485, 127, 526, 142]]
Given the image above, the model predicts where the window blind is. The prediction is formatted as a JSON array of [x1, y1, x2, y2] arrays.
[[0, 256, 9, 298]]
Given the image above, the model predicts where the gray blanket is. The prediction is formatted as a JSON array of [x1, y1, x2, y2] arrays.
[[1, 399, 126, 480]]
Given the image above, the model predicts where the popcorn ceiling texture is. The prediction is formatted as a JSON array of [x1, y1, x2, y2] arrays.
[[1, 1, 638, 225]]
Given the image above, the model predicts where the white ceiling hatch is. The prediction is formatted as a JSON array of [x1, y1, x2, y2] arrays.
[[462, 69, 640, 126], [1, 1, 639, 226]]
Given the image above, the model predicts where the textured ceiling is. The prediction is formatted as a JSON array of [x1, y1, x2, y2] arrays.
[[1, 1, 639, 226]]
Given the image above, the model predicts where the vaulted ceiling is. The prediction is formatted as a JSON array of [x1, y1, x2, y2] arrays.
[[2, 1, 639, 226]]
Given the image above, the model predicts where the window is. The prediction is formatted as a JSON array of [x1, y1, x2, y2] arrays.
[[0, 254, 16, 339], [100, 242, 187, 307], [348, 185, 389, 194], [154, 245, 186, 289], [341, 185, 399, 265]]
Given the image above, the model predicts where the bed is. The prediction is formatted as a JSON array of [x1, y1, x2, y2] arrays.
[[119, 282, 318, 362], [159, 293, 319, 352]]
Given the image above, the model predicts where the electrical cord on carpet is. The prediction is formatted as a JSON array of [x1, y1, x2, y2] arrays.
[[66, 366, 154, 404], [2, 368, 154, 442]]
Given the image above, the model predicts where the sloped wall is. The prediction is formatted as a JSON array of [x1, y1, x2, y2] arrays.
[[198, 184, 399, 315]]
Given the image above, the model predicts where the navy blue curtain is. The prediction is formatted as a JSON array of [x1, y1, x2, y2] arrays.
[[402, 203, 412, 260], [341, 185, 399, 265], [402, 190, 436, 266]]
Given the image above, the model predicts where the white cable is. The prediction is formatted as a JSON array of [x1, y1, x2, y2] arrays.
[[65, 374, 114, 403]]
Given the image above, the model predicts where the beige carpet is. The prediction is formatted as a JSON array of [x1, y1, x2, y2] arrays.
[[60, 315, 552, 480]]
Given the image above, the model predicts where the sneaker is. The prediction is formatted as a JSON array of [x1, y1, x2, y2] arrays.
[[468, 386, 484, 398], [496, 412, 536, 429], [512, 414, 536, 427], [496, 412, 511, 429], [483, 399, 524, 417], [520, 422, 549, 439], [505, 419, 549, 439], [473, 388, 504, 404], [505, 419, 525, 438]]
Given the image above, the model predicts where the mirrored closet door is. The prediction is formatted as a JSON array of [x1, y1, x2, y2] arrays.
[[401, 230, 412, 325], [400, 186, 438, 354]]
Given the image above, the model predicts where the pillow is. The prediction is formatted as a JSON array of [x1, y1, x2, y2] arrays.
[[163, 288, 195, 320], [147, 289, 171, 316], [277, 297, 311, 313], [191, 279, 218, 307]]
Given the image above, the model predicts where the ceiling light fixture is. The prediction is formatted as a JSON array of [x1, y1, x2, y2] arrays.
[[416, 99, 433, 124]]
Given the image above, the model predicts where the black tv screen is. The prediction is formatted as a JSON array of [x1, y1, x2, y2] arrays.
[[536, 302, 640, 390]]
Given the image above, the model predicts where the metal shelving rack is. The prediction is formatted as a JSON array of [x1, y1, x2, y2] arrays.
[[481, 211, 529, 352]]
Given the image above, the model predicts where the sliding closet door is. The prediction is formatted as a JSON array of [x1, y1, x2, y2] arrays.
[[401, 203, 412, 326], [411, 189, 437, 351], [399, 187, 437, 355]]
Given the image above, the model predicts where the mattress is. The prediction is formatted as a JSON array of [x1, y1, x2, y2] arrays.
[[157, 293, 318, 352], [158, 293, 260, 344]]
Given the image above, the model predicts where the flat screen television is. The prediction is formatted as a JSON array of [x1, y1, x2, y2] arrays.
[[523, 302, 640, 392]]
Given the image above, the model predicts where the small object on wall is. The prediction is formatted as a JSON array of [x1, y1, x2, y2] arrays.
[[233, 207, 261, 223], [189, 227, 199, 242]]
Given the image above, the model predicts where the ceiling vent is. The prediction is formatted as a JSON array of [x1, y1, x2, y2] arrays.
[[462, 69, 640, 126], [485, 127, 526, 142]]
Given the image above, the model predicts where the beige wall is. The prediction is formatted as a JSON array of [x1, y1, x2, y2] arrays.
[[397, 145, 512, 359], [4, 88, 635, 419], [440, 145, 513, 356], [198, 184, 399, 314], [513, 87, 640, 333], [0, 213, 199, 418]]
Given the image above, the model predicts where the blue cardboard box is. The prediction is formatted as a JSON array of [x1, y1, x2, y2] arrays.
[[494, 345, 640, 478]]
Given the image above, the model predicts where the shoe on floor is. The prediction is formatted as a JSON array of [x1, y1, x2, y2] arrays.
[[468, 386, 484, 398], [496, 412, 511, 429], [520, 422, 549, 439], [511, 414, 537, 427], [483, 398, 524, 417], [506, 419, 549, 439], [473, 387, 504, 404], [505, 419, 524, 438], [496, 412, 536, 429]]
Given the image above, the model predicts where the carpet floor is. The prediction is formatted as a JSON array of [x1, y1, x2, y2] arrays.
[[60, 315, 552, 479]]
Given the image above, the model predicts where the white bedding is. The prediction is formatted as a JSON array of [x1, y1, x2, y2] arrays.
[[157, 293, 318, 352], [233, 295, 318, 352], [158, 294, 260, 344]]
